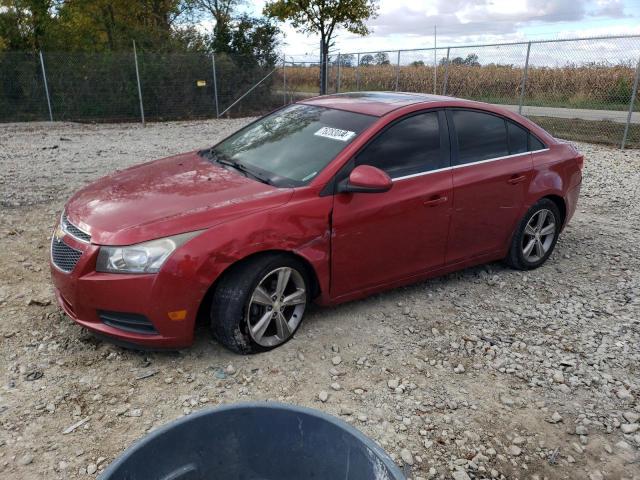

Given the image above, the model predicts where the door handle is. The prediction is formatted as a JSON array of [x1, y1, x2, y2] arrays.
[[507, 174, 527, 185], [423, 195, 448, 207]]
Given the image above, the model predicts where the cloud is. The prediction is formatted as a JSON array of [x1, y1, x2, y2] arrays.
[[277, 0, 639, 60], [591, 0, 627, 17], [368, 0, 630, 38]]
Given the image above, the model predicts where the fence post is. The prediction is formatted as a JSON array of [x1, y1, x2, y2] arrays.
[[38, 51, 53, 122], [356, 53, 361, 91], [336, 54, 341, 93], [132, 41, 145, 126], [518, 42, 531, 115], [395, 50, 401, 91], [282, 57, 287, 105], [621, 57, 640, 149], [325, 54, 330, 95], [212, 53, 220, 118], [442, 47, 450, 95]]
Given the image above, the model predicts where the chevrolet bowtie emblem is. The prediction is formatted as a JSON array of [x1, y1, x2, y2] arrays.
[[54, 225, 65, 242]]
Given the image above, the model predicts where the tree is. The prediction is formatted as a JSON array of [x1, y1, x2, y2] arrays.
[[264, 0, 378, 94], [374, 51, 389, 65], [360, 53, 373, 66], [0, 0, 194, 52], [230, 14, 278, 66], [450, 53, 480, 67], [186, 0, 244, 53], [335, 53, 354, 66], [411, 60, 425, 67], [0, 0, 57, 50]]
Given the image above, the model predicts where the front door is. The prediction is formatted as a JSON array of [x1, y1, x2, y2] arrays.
[[330, 110, 452, 299]]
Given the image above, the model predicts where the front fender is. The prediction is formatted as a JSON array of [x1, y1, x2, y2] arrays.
[[165, 189, 333, 305]]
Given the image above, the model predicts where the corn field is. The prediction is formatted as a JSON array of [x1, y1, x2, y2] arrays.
[[284, 63, 637, 111], [281, 36, 640, 148]]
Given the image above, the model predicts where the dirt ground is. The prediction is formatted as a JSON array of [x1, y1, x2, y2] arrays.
[[0, 120, 638, 480]]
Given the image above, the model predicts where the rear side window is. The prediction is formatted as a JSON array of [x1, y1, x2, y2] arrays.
[[507, 121, 528, 154], [529, 134, 546, 151], [451, 110, 508, 165], [355, 111, 447, 178]]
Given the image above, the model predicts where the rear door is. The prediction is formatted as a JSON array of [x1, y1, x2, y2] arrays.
[[446, 109, 533, 263], [330, 110, 452, 299]]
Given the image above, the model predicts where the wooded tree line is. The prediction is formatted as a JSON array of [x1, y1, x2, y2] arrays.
[[0, 1, 284, 121], [1, 1, 379, 120], [0, 0, 278, 62]]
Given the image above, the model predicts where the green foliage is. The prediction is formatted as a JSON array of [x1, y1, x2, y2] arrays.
[[609, 76, 632, 103], [374, 51, 389, 65], [0, 0, 196, 52], [0, 0, 281, 121], [335, 53, 354, 66], [360, 54, 373, 66], [450, 54, 481, 67], [263, 0, 378, 41]]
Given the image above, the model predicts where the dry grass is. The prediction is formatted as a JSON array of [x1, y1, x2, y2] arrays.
[[284, 64, 638, 110]]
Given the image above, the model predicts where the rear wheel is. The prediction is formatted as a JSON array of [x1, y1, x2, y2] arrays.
[[211, 254, 309, 354], [506, 199, 561, 270]]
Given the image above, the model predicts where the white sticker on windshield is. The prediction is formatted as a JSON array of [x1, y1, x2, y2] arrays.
[[314, 126, 356, 142]]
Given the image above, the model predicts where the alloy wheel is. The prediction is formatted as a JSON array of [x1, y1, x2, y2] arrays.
[[246, 267, 307, 347], [522, 208, 556, 263]]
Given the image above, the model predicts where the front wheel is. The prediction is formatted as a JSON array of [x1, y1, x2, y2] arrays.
[[506, 199, 561, 270], [211, 254, 309, 354]]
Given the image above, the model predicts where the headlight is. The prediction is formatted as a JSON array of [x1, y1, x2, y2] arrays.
[[96, 231, 202, 274]]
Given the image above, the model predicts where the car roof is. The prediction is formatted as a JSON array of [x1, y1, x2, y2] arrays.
[[300, 91, 463, 116]]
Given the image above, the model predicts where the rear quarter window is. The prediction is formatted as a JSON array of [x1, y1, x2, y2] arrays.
[[529, 134, 546, 151], [507, 121, 528, 154]]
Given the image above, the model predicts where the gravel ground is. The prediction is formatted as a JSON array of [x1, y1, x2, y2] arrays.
[[0, 120, 639, 480]]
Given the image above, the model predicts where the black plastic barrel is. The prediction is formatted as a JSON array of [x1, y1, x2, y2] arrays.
[[100, 402, 405, 480]]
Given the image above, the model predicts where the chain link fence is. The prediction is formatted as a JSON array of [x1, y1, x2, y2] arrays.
[[318, 35, 640, 149], [2, 35, 639, 148], [0, 47, 282, 123]]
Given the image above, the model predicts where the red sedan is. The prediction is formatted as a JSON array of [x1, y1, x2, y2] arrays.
[[50, 92, 583, 353]]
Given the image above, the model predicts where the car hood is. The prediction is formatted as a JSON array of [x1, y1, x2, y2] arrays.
[[64, 151, 293, 245]]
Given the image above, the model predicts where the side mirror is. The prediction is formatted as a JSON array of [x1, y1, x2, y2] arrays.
[[337, 165, 393, 194]]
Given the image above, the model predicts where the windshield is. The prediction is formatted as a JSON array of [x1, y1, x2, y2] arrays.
[[210, 104, 376, 187]]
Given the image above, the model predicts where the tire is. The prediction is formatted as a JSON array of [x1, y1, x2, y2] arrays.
[[506, 198, 561, 270], [210, 253, 310, 354]]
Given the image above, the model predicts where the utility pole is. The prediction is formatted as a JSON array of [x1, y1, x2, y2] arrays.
[[320, 39, 327, 95], [433, 25, 437, 94]]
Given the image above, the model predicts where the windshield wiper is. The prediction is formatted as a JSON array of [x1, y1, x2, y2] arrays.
[[203, 149, 273, 186]]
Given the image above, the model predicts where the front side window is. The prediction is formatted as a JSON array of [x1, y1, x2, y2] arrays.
[[211, 104, 375, 186], [452, 110, 509, 165], [354, 111, 446, 178]]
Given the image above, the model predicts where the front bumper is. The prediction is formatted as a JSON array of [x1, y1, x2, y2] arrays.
[[50, 229, 204, 349]]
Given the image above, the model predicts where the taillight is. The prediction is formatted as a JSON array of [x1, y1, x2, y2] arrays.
[[575, 155, 584, 171]]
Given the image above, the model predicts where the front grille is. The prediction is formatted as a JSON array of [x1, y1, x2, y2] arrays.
[[98, 311, 158, 335], [51, 238, 83, 273], [62, 213, 91, 243]]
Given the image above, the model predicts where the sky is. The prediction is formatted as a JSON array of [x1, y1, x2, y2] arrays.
[[237, 0, 640, 62]]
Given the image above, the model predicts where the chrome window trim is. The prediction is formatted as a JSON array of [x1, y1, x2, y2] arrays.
[[392, 166, 450, 182], [391, 148, 550, 182]]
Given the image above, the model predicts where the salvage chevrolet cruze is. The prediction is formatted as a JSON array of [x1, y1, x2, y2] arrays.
[[50, 92, 583, 353]]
